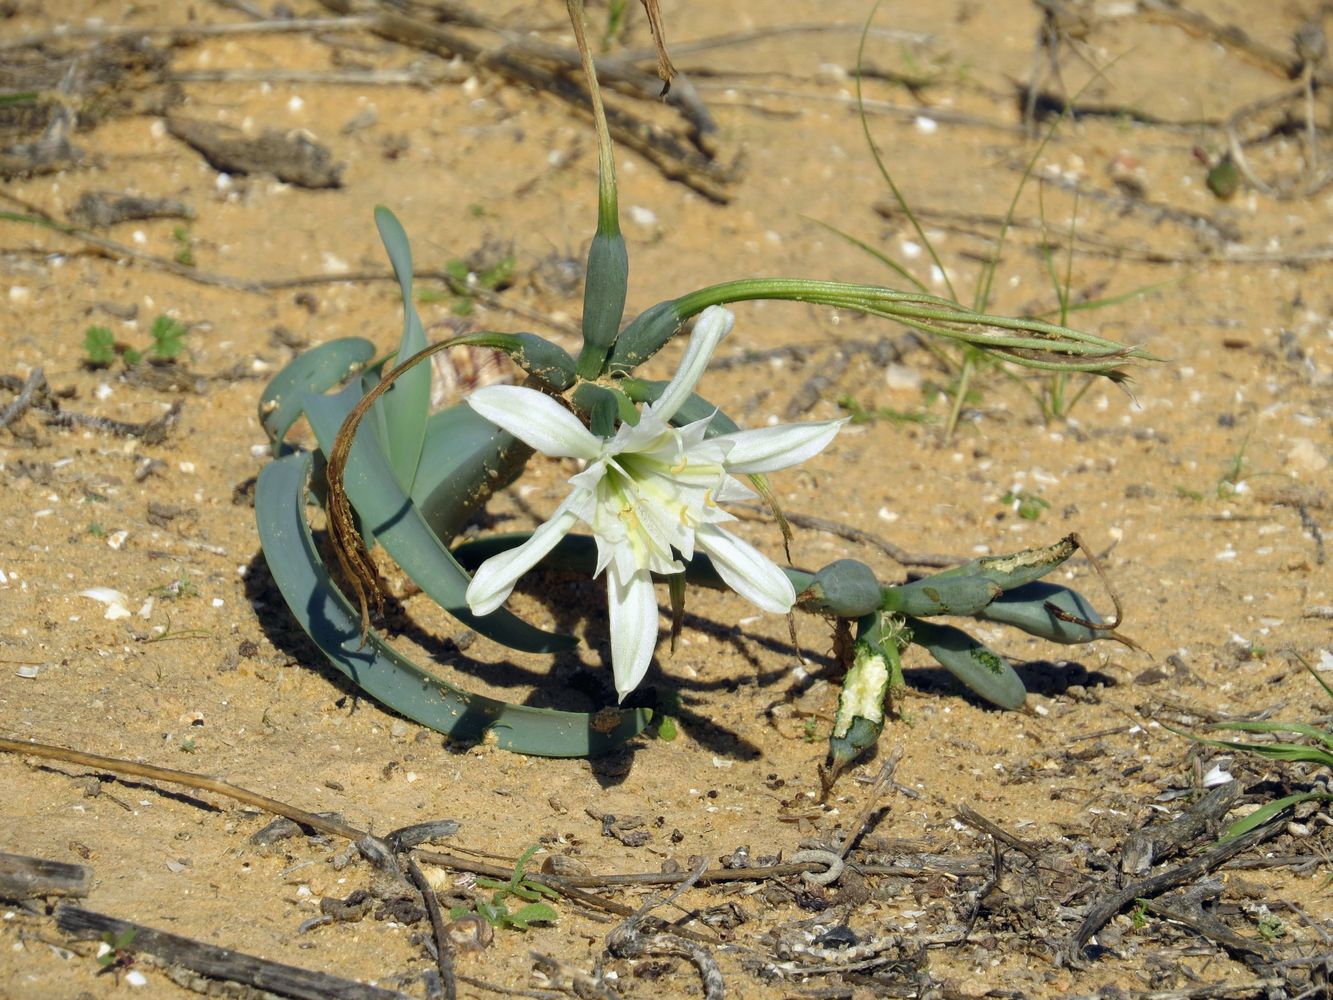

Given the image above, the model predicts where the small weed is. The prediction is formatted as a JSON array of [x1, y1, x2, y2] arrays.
[[87, 522, 107, 538], [922, 377, 982, 411], [451, 844, 558, 931], [803, 716, 819, 742], [420, 253, 516, 316], [1129, 898, 1150, 930], [81, 315, 189, 368], [150, 578, 198, 600], [837, 394, 929, 426], [1170, 651, 1333, 840], [82, 326, 119, 367], [145, 614, 214, 644], [1000, 489, 1050, 521], [172, 225, 195, 267], [95, 929, 138, 982], [1256, 909, 1286, 941], [601, 0, 629, 48], [149, 315, 189, 360], [179, 736, 197, 753]]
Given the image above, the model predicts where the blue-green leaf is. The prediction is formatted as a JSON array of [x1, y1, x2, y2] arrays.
[[373, 206, 430, 493], [303, 383, 573, 653], [908, 617, 1027, 710], [258, 337, 375, 451], [255, 451, 648, 755], [973, 581, 1106, 643]]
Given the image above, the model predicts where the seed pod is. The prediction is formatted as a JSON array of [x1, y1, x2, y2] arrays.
[[827, 619, 894, 780], [882, 574, 1001, 617], [825, 611, 913, 783], [973, 581, 1105, 644], [607, 298, 683, 374], [575, 230, 629, 378], [509, 333, 576, 391], [930, 535, 1077, 591], [798, 559, 883, 618], [908, 617, 1026, 710]]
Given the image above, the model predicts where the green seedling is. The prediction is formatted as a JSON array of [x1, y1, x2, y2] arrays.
[[419, 253, 516, 316], [1256, 911, 1286, 941], [252, 0, 1148, 775], [82, 316, 189, 368], [144, 614, 215, 644], [1129, 898, 1151, 930], [150, 578, 198, 600], [452, 844, 559, 931], [172, 224, 195, 267], [1171, 652, 1333, 841], [601, 0, 629, 49], [83, 326, 119, 367], [837, 394, 929, 425], [148, 315, 189, 360], [95, 929, 138, 982], [1000, 489, 1050, 521]]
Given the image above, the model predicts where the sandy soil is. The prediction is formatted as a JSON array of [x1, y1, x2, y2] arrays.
[[1, 1, 1330, 998]]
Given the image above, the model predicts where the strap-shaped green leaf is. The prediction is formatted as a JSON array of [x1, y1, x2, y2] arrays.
[[973, 581, 1106, 643], [372, 206, 430, 494], [255, 451, 648, 755], [1221, 792, 1331, 841], [410, 403, 530, 539], [907, 617, 1027, 710], [257, 337, 375, 450], [303, 383, 574, 653]]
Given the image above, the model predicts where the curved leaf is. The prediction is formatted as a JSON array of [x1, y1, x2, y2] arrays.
[[410, 403, 528, 537], [303, 383, 573, 653], [255, 451, 648, 756], [973, 580, 1106, 644], [257, 337, 375, 450], [907, 617, 1027, 710], [373, 206, 430, 494]]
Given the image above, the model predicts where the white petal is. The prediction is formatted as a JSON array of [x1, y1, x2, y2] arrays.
[[607, 564, 660, 701], [648, 306, 734, 425], [465, 502, 580, 614], [715, 418, 845, 475], [696, 524, 795, 613], [713, 474, 756, 504], [466, 385, 602, 460]]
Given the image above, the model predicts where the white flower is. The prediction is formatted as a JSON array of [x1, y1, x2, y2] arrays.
[[465, 306, 844, 700]]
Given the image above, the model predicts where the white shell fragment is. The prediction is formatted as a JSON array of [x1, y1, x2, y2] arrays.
[[78, 588, 132, 619]]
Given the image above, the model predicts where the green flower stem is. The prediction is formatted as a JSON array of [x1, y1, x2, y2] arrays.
[[568, 0, 629, 381]]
